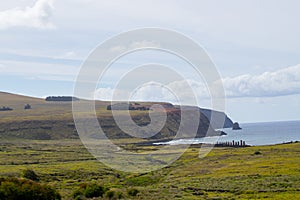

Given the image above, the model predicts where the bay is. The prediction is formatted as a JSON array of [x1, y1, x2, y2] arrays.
[[155, 120, 300, 146]]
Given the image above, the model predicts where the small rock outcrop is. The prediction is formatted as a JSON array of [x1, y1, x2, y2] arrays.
[[232, 122, 242, 130]]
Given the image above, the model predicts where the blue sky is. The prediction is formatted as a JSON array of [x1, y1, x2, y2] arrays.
[[0, 0, 300, 122]]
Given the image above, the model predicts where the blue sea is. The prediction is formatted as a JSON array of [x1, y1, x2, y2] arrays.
[[155, 120, 300, 146]]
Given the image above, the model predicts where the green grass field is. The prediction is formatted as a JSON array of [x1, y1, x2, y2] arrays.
[[1, 139, 299, 199]]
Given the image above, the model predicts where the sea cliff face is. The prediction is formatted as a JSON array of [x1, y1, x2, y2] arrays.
[[98, 108, 219, 140], [180, 106, 234, 129], [0, 106, 219, 140], [199, 108, 234, 129]]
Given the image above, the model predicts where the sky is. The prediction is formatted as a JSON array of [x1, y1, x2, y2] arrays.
[[0, 0, 300, 123]]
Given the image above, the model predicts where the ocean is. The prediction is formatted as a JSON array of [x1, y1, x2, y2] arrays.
[[155, 120, 300, 146]]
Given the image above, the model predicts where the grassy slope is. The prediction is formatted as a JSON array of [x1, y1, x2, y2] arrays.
[[0, 92, 173, 121], [0, 92, 73, 122], [0, 139, 299, 199], [0, 92, 215, 140]]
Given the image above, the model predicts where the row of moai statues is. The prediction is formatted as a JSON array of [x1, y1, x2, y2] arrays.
[[216, 140, 247, 147]]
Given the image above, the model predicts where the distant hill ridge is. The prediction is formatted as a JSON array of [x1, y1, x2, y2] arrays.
[[0, 92, 235, 140]]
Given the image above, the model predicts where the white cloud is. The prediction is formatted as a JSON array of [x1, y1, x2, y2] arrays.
[[94, 79, 209, 105], [109, 46, 127, 53], [0, 0, 55, 29], [94, 87, 134, 101], [49, 0, 300, 53], [130, 82, 176, 102], [94, 87, 114, 100], [93, 64, 300, 103], [129, 40, 161, 49], [223, 64, 300, 97], [109, 40, 161, 53]]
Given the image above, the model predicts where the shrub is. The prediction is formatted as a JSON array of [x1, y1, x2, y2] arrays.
[[104, 189, 123, 200], [0, 106, 13, 111], [24, 104, 31, 110], [127, 188, 139, 197], [45, 96, 79, 102], [22, 169, 39, 181], [254, 151, 262, 155], [84, 183, 104, 198], [116, 191, 123, 199], [73, 183, 106, 199], [0, 177, 61, 200], [72, 189, 84, 199], [105, 190, 115, 199]]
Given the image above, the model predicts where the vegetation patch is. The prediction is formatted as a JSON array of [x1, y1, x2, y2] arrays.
[[72, 183, 107, 199], [127, 188, 140, 197], [0, 140, 299, 199], [22, 169, 39, 181], [0, 177, 61, 200]]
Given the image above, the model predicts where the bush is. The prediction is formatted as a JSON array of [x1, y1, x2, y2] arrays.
[[72, 183, 106, 199], [45, 96, 79, 102], [0, 177, 61, 200], [24, 104, 31, 110], [0, 106, 13, 111], [84, 184, 104, 198], [127, 188, 139, 197], [72, 189, 84, 200], [22, 169, 39, 181], [104, 189, 123, 200], [105, 190, 115, 199], [254, 151, 262, 155]]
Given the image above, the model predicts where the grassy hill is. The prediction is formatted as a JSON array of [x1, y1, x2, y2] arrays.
[[0, 92, 219, 140]]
